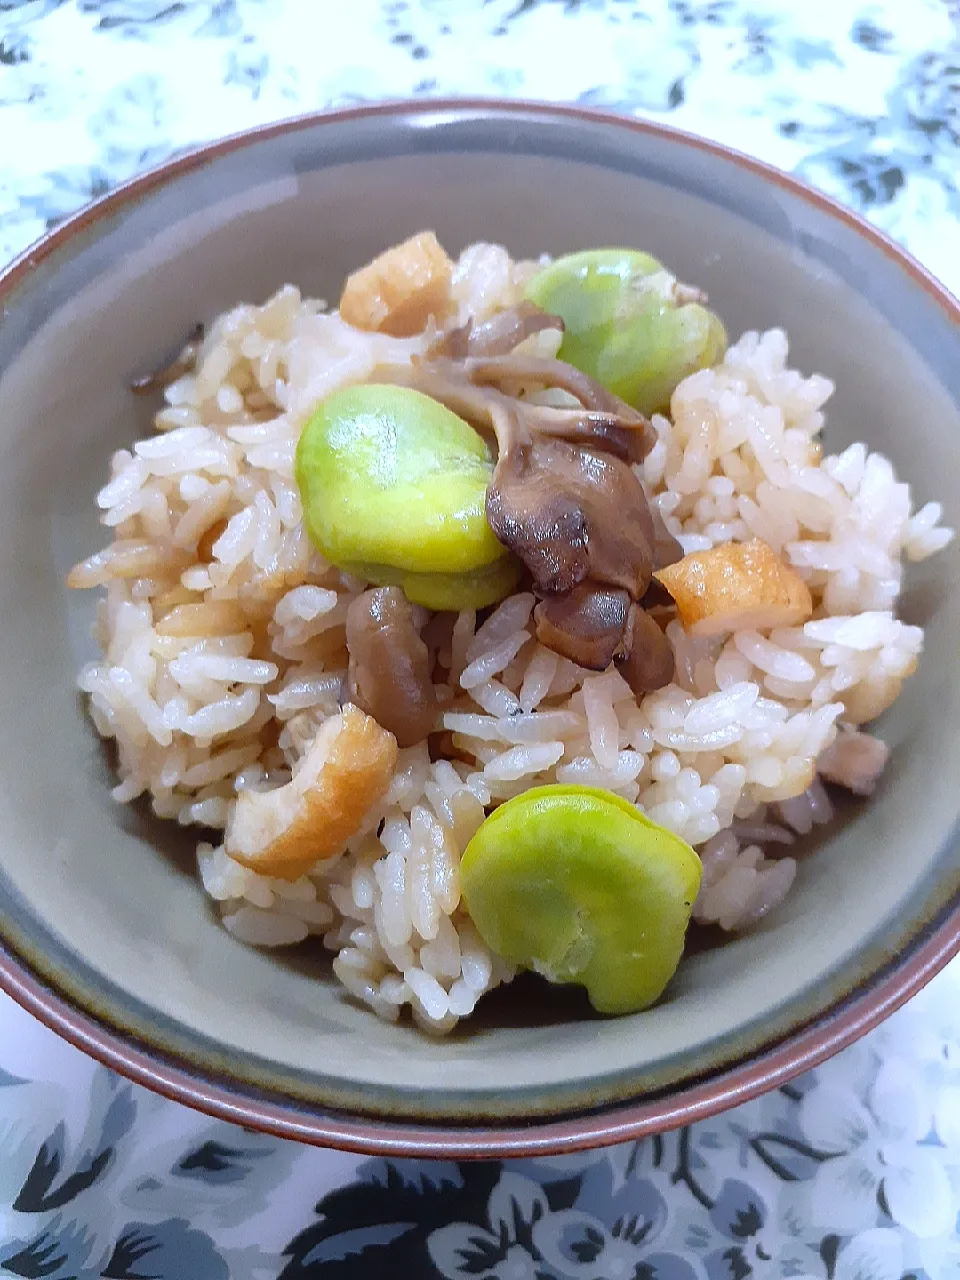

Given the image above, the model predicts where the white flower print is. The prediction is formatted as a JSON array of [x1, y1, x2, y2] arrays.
[[427, 1172, 550, 1280], [798, 1060, 954, 1238], [832, 1227, 903, 1280]]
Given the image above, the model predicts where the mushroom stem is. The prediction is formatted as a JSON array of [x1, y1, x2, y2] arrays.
[[616, 603, 676, 695], [465, 353, 645, 419], [346, 587, 439, 748], [428, 301, 564, 359], [534, 587, 630, 670]]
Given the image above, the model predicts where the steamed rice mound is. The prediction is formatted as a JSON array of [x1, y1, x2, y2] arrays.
[[70, 242, 953, 1033]]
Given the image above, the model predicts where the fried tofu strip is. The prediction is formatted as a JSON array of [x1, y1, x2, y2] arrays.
[[655, 537, 813, 636], [225, 705, 397, 880], [339, 231, 453, 337]]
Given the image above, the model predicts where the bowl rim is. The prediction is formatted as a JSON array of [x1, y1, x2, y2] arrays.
[[1, 96, 958, 1158]]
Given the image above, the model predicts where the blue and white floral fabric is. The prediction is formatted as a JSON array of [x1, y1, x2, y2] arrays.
[[1, 2, 959, 1276], [3, 971, 960, 1279]]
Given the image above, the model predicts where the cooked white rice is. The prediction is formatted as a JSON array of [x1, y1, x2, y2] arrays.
[[72, 243, 953, 1032]]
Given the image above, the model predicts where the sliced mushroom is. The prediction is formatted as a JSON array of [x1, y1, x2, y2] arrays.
[[534, 586, 630, 670], [490, 399, 654, 464], [346, 586, 439, 747], [616, 603, 676, 695], [372, 360, 652, 465], [429, 301, 564, 359], [486, 434, 655, 598], [368, 323, 674, 691], [466, 353, 644, 417]]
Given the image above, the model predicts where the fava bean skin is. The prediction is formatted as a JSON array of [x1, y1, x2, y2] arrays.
[[460, 783, 702, 1015], [295, 384, 517, 609], [524, 249, 727, 415]]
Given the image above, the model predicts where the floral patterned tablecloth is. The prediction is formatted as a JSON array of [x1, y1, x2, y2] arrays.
[[1, 2, 959, 1277]]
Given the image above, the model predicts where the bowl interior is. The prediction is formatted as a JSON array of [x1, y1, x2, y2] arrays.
[[0, 105, 958, 1126]]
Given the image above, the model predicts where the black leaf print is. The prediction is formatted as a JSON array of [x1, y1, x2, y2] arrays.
[[293, 1224, 418, 1271], [451, 1231, 505, 1274], [0, 35, 30, 63], [0, 1217, 96, 1280], [749, 1133, 836, 1181], [543, 1175, 583, 1213], [670, 1127, 714, 1210], [102, 1218, 228, 1280], [1, 1236, 63, 1279], [668, 77, 685, 107], [11, 1134, 62, 1209], [570, 1223, 604, 1263], [722, 1245, 752, 1280], [877, 1178, 892, 1218], [502, 1185, 543, 1257], [623, 1212, 655, 1245], [710, 1180, 767, 1248], [281, 1160, 501, 1279], [174, 1139, 272, 1185], [876, 165, 905, 201], [819, 1233, 841, 1280], [177, 1140, 241, 1174], [728, 1203, 762, 1239], [833, 157, 905, 205], [375, 1161, 466, 1195], [13, 1122, 111, 1213], [101, 1230, 156, 1277], [14, 1075, 136, 1213]]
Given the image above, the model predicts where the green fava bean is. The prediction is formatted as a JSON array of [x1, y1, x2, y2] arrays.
[[524, 249, 727, 415], [460, 784, 702, 1014], [340, 556, 521, 612], [295, 384, 517, 609]]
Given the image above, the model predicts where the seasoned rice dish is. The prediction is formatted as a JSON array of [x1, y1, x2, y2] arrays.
[[70, 235, 953, 1032]]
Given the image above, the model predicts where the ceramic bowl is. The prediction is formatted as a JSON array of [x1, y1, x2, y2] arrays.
[[1, 101, 958, 1157]]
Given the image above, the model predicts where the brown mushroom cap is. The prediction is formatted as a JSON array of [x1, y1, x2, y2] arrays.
[[534, 586, 630, 670], [485, 434, 655, 599], [616, 603, 676, 695], [346, 587, 439, 747]]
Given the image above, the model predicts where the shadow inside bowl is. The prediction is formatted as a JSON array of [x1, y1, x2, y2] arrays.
[[89, 727, 202, 883], [116, 741, 868, 1037]]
